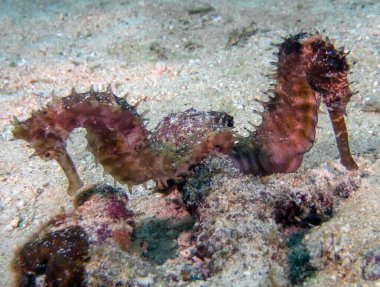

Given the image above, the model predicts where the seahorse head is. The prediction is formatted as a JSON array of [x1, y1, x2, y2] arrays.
[[306, 39, 352, 114]]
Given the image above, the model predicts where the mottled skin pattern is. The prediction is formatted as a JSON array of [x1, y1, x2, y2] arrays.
[[306, 36, 358, 170], [232, 33, 357, 175], [12, 86, 233, 195], [12, 34, 357, 197]]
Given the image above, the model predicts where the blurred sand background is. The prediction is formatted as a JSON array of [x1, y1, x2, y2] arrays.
[[0, 0, 379, 286]]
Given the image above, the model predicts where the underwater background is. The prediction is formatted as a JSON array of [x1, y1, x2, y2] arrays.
[[0, 0, 379, 286]]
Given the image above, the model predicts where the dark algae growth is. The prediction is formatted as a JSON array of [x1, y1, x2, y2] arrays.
[[12, 226, 89, 287], [287, 232, 316, 285], [11, 34, 359, 286], [12, 185, 135, 287]]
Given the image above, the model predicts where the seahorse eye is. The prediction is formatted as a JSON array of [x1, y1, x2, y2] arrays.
[[326, 49, 336, 57], [322, 47, 349, 72], [326, 56, 346, 71]]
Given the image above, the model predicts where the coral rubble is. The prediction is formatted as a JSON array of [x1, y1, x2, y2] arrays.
[[12, 185, 134, 286]]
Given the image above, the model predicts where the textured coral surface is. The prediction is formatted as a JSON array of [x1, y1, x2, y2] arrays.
[[12, 185, 135, 286]]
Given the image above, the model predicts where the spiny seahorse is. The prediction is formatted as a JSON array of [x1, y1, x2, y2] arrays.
[[232, 33, 358, 175], [12, 33, 357, 196], [12, 87, 233, 195]]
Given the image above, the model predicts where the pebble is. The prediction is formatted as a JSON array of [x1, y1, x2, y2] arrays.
[[361, 245, 380, 281], [180, 246, 196, 259], [364, 96, 380, 112], [155, 62, 167, 74], [36, 187, 45, 195], [187, 4, 215, 15], [341, 224, 351, 233], [177, 232, 192, 247], [16, 57, 26, 67], [146, 180, 156, 190], [0, 126, 12, 141], [188, 58, 201, 66], [9, 217, 21, 228]]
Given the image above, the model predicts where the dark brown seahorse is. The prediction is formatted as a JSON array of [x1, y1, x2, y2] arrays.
[[232, 33, 358, 175]]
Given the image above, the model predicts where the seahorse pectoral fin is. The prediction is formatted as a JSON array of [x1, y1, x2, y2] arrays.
[[328, 109, 358, 170], [55, 146, 84, 196]]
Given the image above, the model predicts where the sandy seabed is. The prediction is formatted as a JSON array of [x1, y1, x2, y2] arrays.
[[0, 0, 379, 286]]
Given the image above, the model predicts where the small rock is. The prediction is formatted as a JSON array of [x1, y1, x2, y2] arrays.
[[226, 21, 257, 48], [341, 224, 351, 233], [10, 217, 21, 228], [155, 62, 167, 74], [177, 232, 192, 247], [1, 125, 12, 141], [187, 4, 215, 15], [16, 57, 26, 67], [188, 58, 201, 66], [180, 246, 196, 259], [146, 180, 156, 190], [363, 96, 380, 113], [361, 245, 380, 281], [36, 187, 45, 195], [149, 42, 168, 60]]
